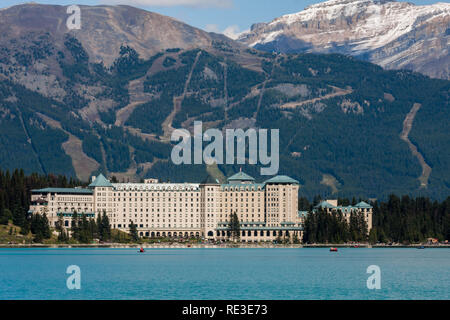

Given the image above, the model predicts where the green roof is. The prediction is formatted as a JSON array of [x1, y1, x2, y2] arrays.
[[31, 188, 93, 195], [264, 175, 299, 184], [89, 174, 113, 188], [227, 171, 255, 182], [355, 201, 373, 209]]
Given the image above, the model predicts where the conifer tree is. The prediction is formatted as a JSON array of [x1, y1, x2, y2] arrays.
[[79, 214, 91, 243], [100, 211, 111, 241], [228, 211, 240, 242], [232, 211, 240, 241], [56, 214, 68, 242], [444, 212, 450, 241], [12, 204, 25, 228], [293, 233, 300, 244], [20, 219, 30, 236], [30, 213, 51, 242], [96, 214, 102, 240], [0, 208, 11, 225], [71, 211, 80, 241], [0, 191, 5, 224], [129, 221, 139, 242], [41, 213, 51, 239], [89, 218, 98, 241]]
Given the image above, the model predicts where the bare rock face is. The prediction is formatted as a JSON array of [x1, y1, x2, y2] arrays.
[[238, 0, 450, 79], [0, 3, 230, 66]]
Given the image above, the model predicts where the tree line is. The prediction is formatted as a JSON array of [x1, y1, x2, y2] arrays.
[[300, 195, 450, 244], [371, 195, 450, 243], [303, 208, 369, 244]]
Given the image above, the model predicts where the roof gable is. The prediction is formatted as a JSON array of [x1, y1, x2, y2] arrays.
[[264, 175, 299, 184], [89, 174, 113, 188], [355, 201, 373, 208], [227, 171, 255, 182]]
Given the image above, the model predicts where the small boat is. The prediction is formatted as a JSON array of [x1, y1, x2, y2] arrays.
[[417, 246, 425, 249], [330, 247, 338, 252], [139, 247, 145, 253]]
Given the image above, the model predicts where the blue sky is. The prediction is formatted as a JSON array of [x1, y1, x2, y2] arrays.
[[0, 0, 441, 38]]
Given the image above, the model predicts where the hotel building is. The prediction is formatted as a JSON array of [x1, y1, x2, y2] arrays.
[[30, 171, 304, 242], [29, 172, 372, 242]]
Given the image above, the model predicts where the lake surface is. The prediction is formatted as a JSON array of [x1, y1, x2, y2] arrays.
[[0, 248, 448, 300]]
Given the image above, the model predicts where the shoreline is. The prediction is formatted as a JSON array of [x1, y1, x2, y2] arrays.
[[1, 243, 449, 249]]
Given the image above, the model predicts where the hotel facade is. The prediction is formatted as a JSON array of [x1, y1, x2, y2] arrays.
[[29, 171, 372, 242]]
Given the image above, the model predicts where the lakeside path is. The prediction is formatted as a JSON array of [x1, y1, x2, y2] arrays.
[[1, 243, 449, 249]]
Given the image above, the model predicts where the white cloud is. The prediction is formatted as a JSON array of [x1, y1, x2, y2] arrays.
[[204, 24, 247, 40], [222, 25, 246, 40], [99, 0, 233, 8]]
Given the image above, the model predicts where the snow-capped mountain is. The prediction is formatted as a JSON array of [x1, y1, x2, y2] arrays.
[[238, 0, 450, 79]]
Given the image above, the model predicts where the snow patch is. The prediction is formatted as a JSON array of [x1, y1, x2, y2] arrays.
[[242, 0, 450, 52]]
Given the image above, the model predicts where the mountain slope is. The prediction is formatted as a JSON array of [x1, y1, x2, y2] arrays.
[[0, 3, 449, 201], [0, 3, 238, 66], [238, 0, 450, 80]]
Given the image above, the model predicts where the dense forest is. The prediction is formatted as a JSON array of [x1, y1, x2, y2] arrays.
[[0, 169, 448, 244]]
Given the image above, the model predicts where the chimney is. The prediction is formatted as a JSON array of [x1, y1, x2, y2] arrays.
[[144, 178, 159, 184], [326, 200, 338, 207]]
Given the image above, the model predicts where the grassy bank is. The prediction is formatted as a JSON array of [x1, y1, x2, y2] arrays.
[[0, 223, 33, 244]]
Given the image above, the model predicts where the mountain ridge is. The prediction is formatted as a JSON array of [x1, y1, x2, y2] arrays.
[[238, 0, 450, 79], [0, 3, 240, 66]]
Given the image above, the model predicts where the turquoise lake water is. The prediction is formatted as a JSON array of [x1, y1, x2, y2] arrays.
[[0, 248, 448, 300]]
